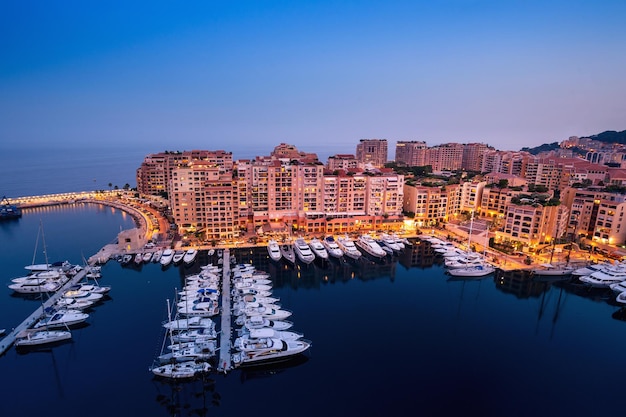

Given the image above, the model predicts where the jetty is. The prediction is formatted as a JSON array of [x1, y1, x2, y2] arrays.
[[217, 249, 233, 372], [0, 267, 89, 356]]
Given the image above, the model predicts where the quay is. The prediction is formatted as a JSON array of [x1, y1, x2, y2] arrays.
[[0, 267, 90, 356], [217, 249, 233, 373]]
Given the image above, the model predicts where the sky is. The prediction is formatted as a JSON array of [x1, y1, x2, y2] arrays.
[[1, 0, 626, 161]]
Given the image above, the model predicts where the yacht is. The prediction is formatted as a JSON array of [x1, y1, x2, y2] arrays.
[[336, 235, 362, 260], [231, 338, 311, 367], [308, 238, 329, 260], [293, 238, 315, 264], [447, 263, 496, 278], [235, 305, 292, 320], [321, 236, 344, 259], [267, 240, 282, 262], [14, 328, 72, 347], [240, 315, 294, 331], [378, 233, 403, 253], [159, 249, 174, 266], [8, 277, 65, 294], [279, 243, 296, 265], [579, 265, 626, 288], [355, 234, 387, 259], [34, 309, 89, 329], [183, 248, 198, 265], [237, 327, 304, 341], [150, 361, 211, 379], [172, 250, 186, 265]]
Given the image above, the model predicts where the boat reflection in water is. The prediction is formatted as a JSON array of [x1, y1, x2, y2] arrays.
[[152, 376, 219, 417], [239, 353, 310, 384]]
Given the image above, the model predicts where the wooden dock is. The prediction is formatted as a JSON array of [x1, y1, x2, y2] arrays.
[[0, 267, 89, 356], [217, 249, 233, 372]]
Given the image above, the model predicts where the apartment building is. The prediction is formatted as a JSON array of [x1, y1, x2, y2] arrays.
[[327, 154, 358, 171], [356, 139, 388, 167], [403, 184, 449, 226], [427, 143, 464, 171], [394, 141, 427, 167], [495, 203, 569, 249]]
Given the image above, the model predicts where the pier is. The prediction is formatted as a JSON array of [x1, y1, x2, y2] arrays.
[[0, 267, 89, 356], [217, 248, 233, 372]]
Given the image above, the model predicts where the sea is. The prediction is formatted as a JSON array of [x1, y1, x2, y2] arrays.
[[2, 146, 626, 417]]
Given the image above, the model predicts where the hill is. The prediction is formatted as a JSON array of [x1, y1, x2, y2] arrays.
[[584, 130, 626, 145]]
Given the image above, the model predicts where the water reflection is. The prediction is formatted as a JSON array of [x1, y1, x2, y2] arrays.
[[152, 376, 220, 416]]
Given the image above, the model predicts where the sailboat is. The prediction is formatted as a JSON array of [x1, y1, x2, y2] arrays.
[[531, 223, 575, 280]]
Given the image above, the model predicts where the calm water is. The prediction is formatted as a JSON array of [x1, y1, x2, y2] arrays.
[[1, 205, 626, 416], [2, 148, 626, 416]]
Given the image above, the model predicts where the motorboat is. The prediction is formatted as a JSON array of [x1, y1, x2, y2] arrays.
[[14, 328, 72, 347], [172, 251, 186, 264], [150, 361, 211, 379], [231, 338, 311, 367], [54, 297, 95, 310], [120, 254, 133, 265], [151, 249, 163, 263], [234, 294, 280, 305], [267, 240, 282, 262], [177, 301, 220, 317], [183, 248, 198, 265], [355, 234, 387, 258], [293, 238, 315, 264], [322, 236, 344, 259], [34, 309, 89, 329], [616, 291, 626, 305], [336, 235, 362, 260], [308, 238, 329, 260], [572, 261, 617, 277], [8, 277, 65, 294], [233, 280, 272, 293], [235, 305, 292, 321], [446, 263, 496, 278], [579, 265, 626, 288], [170, 327, 218, 343], [157, 341, 217, 364], [62, 289, 104, 303], [279, 243, 296, 265], [68, 283, 111, 294], [159, 249, 174, 266], [444, 254, 486, 269], [163, 316, 216, 331], [233, 301, 281, 316], [237, 326, 304, 341], [378, 233, 403, 252], [240, 315, 294, 331], [134, 253, 144, 264], [609, 280, 626, 294], [142, 252, 153, 263], [391, 233, 408, 249], [376, 240, 394, 255]]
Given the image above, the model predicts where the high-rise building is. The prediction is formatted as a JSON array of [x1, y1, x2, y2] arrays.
[[356, 139, 388, 167], [394, 141, 427, 166]]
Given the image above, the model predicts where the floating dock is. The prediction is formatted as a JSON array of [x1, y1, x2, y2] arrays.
[[217, 248, 233, 372], [0, 267, 88, 356]]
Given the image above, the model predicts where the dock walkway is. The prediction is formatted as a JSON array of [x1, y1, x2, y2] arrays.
[[217, 249, 232, 372], [0, 267, 89, 355]]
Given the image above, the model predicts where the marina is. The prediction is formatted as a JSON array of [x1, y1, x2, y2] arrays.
[[2, 204, 626, 416]]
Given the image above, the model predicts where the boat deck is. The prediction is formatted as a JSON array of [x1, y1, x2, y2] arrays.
[[0, 267, 88, 356]]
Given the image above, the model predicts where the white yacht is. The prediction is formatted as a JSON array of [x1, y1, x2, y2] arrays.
[[183, 248, 198, 264], [579, 265, 626, 288], [322, 236, 344, 259], [308, 238, 329, 260], [447, 263, 496, 278], [159, 249, 174, 266], [172, 250, 186, 264], [355, 234, 387, 258], [293, 238, 315, 264], [235, 305, 292, 320], [232, 338, 311, 367], [378, 233, 402, 253], [34, 309, 89, 329], [267, 240, 282, 262], [336, 235, 362, 260], [150, 361, 211, 379], [237, 327, 304, 341], [240, 315, 294, 330], [14, 329, 72, 347]]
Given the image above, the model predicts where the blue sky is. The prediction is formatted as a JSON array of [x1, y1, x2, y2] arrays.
[[1, 0, 625, 160]]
